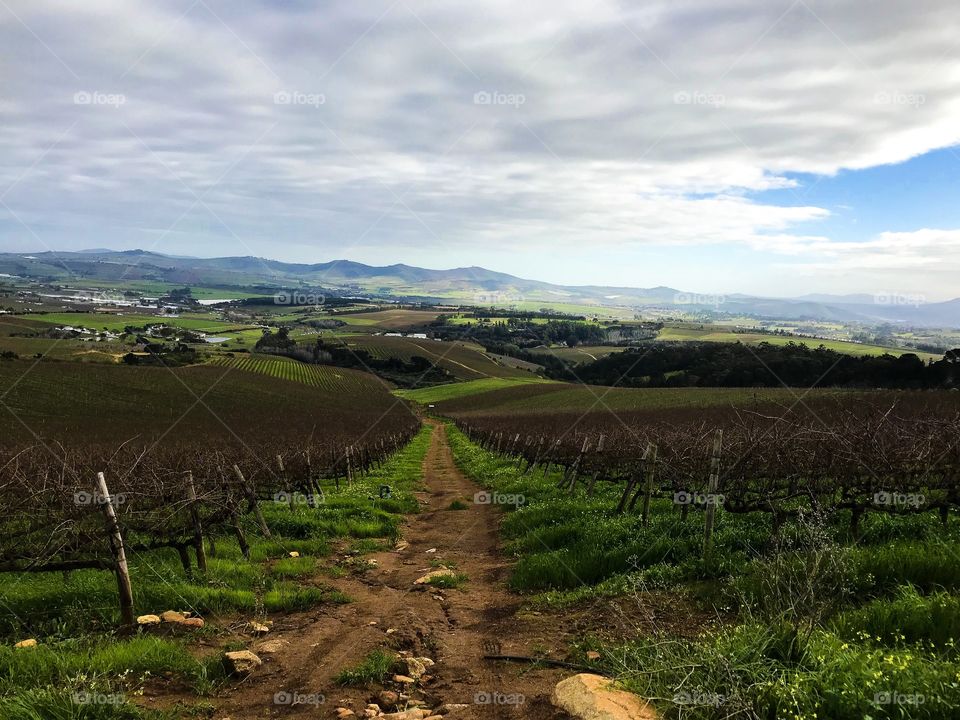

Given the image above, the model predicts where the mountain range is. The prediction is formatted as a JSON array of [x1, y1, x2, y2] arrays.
[[1, 249, 957, 328]]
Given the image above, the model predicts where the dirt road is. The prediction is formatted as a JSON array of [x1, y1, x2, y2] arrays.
[[202, 421, 575, 719]]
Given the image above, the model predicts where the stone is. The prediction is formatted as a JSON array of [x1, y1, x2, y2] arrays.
[[413, 569, 456, 585], [14, 639, 37, 648], [249, 622, 270, 635], [378, 690, 400, 708], [402, 656, 427, 680], [394, 541, 409, 552], [586, 651, 601, 661], [434, 704, 469, 715], [257, 639, 288, 654], [392, 674, 415, 684], [222, 650, 262, 675], [183, 617, 205, 629], [551, 673, 658, 720], [289, 551, 300, 558], [136, 614, 161, 626], [335, 708, 356, 719], [160, 610, 186, 624]]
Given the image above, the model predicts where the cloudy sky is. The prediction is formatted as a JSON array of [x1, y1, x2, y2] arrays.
[[2, 0, 960, 299]]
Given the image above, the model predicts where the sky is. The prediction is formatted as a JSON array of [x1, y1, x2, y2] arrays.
[[1, 0, 960, 300]]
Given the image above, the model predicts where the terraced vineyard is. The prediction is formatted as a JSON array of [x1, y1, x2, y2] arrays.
[[206, 353, 389, 393]]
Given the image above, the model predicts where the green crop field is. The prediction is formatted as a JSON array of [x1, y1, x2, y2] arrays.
[[23, 312, 253, 334], [656, 326, 943, 361], [206, 353, 391, 394], [395, 376, 552, 404], [0, 357, 403, 446]]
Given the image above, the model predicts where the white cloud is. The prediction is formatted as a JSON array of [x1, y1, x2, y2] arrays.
[[1, 0, 959, 295]]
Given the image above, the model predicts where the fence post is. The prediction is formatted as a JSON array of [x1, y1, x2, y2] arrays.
[[232, 464, 271, 537], [96, 472, 135, 631], [703, 430, 723, 561], [276, 455, 294, 511], [637, 443, 659, 522], [185, 471, 207, 573]]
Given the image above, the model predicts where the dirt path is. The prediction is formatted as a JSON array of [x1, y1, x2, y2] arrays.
[[200, 421, 574, 719]]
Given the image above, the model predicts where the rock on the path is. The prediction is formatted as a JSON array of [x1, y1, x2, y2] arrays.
[[249, 621, 270, 635], [392, 674, 415, 684], [586, 651, 601, 661], [160, 610, 186, 624], [552, 673, 658, 720], [413, 568, 455, 585], [183, 617, 205, 629], [14, 639, 37, 648], [257, 638, 288, 654], [335, 709, 356, 719], [380, 710, 431, 720], [222, 650, 262, 676], [377, 690, 400, 709], [137, 614, 161, 626], [433, 703, 469, 715]]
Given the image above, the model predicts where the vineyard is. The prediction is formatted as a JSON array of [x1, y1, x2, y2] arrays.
[[452, 394, 960, 540], [206, 352, 391, 393]]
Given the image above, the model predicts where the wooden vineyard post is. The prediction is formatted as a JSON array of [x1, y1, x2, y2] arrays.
[[637, 443, 659, 523], [185, 471, 207, 573], [345, 447, 353, 486], [617, 444, 651, 514], [96, 472, 135, 632], [232, 464, 271, 537], [276, 455, 294, 511], [566, 436, 592, 493], [585, 435, 605, 496], [702, 430, 723, 562]]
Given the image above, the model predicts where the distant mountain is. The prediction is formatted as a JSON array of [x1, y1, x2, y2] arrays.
[[1, 249, 957, 328]]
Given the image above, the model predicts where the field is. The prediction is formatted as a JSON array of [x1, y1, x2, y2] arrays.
[[395, 376, 553, 403], [332, 334, 535, 380], [206, 353, 392, 394], [0, 357, 407, 446], [22, 312, 255, 334], [656, 324, 943, 361]]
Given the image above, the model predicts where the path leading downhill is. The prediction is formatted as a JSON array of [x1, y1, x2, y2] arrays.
[[197, 420, 576, 719]]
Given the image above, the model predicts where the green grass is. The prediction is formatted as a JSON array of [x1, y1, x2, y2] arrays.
[[334, 648, 395, 686], [445, 422, 960, 717], [395, 376, 552, 404], [424, 572, 468, 589]]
